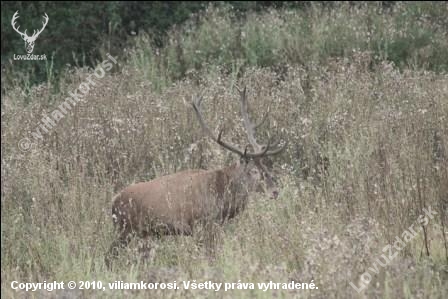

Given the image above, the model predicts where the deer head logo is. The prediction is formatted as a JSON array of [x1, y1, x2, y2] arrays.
[[11, 11, 49, 54]]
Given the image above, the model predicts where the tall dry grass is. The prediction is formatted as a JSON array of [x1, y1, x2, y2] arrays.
[[2, 48, 447, 298]]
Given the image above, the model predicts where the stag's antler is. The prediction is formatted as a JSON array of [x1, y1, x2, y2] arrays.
[[192, 88, 287, 159], [192, 96, 247, 157], [11, 11, 48, 40], [11, 11, 26, 39], [32, 13, 49, 39], [236, 85, 287, 156]]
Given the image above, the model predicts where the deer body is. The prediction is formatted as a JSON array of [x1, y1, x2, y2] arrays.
[[111, 162, 252, 238]]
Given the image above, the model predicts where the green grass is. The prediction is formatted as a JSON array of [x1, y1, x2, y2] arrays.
[[123, 2, 448, 92]]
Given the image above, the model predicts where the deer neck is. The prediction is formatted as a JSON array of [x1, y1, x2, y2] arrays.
[[212, 162, 249, 223]]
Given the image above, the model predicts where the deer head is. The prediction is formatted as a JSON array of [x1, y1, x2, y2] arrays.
[[192, 86, 287, 199], [11, 11, 49, 53]]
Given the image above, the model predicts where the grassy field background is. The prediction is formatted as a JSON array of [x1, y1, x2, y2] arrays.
[[1, 2, 447, 298]]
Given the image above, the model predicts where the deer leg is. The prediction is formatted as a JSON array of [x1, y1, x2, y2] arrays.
[[105, 229, 132, 270]]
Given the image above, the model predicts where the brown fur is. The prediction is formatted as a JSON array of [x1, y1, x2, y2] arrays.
[[105, 159, 268, 268]]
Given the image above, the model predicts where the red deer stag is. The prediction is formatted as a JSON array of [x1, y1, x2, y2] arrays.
[[106, 87, 287, 268]]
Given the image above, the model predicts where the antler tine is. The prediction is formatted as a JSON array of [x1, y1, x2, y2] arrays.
[[265, 140, 288, 156], [11, 11, 26, 38], [237, 85, 264, 152], [269, 138, 280, 149], [246, 138, 287, 158], [244, 137, 271, 159], [236, 85, 286, 158], [243, 145, 250, 157], [193, 94, 203, 108], [192, 91, 287, 159], [192, 96, 245, 157], [254, 107, 269, 130], [33, 13, 49, 38]]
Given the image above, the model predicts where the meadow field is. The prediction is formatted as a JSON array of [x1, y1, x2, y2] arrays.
[[1, 2, 447, 298]]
